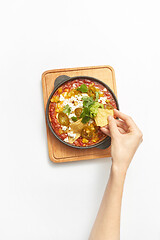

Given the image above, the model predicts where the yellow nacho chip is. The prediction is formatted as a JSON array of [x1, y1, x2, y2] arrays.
[[70, 119, 85, 133], [68, 119, 86, 143], [68, 133, 81, 144], [95, 108, 114, 127]]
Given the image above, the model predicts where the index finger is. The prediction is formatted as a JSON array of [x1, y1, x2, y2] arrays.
[[114, 109, 138, 131]]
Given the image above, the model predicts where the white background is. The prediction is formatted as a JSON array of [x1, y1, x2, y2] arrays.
[[0, 0, 160, 239]]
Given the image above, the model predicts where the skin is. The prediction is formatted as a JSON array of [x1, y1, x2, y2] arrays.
[[89, 109, 143, 240]]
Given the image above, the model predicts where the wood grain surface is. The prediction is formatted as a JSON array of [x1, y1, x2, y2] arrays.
[[42, 65, 118, 163]]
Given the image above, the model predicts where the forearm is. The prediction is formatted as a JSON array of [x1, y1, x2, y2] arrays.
[[89, 165, 126, 240]]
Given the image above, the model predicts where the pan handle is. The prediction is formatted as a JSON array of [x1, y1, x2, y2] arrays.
[[54, 75, 71, 88]]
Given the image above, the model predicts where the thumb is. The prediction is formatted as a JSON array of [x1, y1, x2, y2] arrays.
[[108, 116, 119, 138]]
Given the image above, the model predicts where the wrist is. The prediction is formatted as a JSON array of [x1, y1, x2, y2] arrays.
[[111, 163, 127, 179], [109, 164, 126, 189]]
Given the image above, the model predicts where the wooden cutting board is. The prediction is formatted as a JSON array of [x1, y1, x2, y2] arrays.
[[42, 65, 118, 163]]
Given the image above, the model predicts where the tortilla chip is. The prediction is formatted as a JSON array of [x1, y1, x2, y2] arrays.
[[68, 119, 86, 143], [95, 108, 114, 127], [70, 119, 85, 133], [68, 133, 80, 144]]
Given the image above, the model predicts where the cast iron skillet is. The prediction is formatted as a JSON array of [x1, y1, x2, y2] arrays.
[[46, 75, 119, 149]]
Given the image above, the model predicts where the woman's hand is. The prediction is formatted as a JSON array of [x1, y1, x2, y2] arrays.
[[101, 109, 143, 174], [89, 110, 142, 240]]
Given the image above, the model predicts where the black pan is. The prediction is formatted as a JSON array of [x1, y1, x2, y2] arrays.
[[46, 75, 119, 149]]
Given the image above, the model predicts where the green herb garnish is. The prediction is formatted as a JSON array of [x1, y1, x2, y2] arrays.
[[63, 104, 71, 115], [81, 116, 90, 123], [95, 91, 100, 101], [71, 116, 78, 122], [80, 107, 90, 118], [80, 95, 104, 123], [77, 84, 88, 93], [82, 96, 94, 108], [80, 106, 91, 123]]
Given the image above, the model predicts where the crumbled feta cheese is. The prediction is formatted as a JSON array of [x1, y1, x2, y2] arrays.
[[62, 95, 83, 114], [103, 88, 107, 92], [64, 137, 69, 142], [68, 131, 76, 138], [98, 97, 108, 104], [76, 93, 88, 101], [81, 93, 88, 97], [61, 93, 87, 117], [62, 126, 67, 131], [70, 96, 77, 101], [68, 127, 71, 130], [76, 95, 82, 101], [67, 102, 73, 107], [59, 94, 65, 101]]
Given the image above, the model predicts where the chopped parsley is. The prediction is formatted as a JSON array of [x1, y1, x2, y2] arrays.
[[95, 91, 100, 101], [71, 116, 77, 122], [81, 116, 90, 123], [77, 84, 88, 93], [80, 106, 91, 123], [63, 104, 71, 115], [82, 96, 94, 108]]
